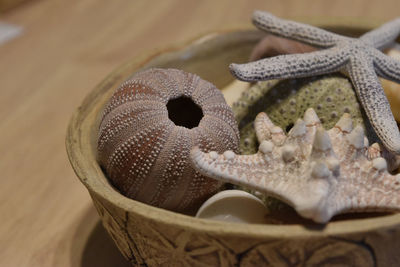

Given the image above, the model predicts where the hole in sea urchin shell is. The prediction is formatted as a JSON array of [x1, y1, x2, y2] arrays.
[[167, 96, 203, 129]]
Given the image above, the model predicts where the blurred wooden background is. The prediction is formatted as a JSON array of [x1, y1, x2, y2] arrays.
[[0, 0, 399, 266], [0, 0, 27, 12]]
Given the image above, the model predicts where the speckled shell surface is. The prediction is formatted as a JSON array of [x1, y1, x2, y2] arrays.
[[97, 68, 240, 212]]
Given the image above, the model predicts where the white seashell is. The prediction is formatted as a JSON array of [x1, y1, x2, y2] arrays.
[[196, 190, 268, 224]]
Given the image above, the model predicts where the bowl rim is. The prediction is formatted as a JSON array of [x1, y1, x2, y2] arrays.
[[66, 26, 400, 239]]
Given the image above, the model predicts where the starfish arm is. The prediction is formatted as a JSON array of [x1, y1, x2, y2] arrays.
[[190, 147, 302, 207], [252, 10, 346, 48], [373, 50, 400, 83], [336, 170, 400, 214], [347, 57, 400, 154], [326, 124, 400, 219], [360, 17, 400, 49], [230, 48, 348, 82], [191, 148, 270, 191]]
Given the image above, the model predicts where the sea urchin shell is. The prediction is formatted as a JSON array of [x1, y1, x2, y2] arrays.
[[97, 68, 240, 212]]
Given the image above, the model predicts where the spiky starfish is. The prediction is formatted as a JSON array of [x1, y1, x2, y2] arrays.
[[191, 109, 400, 223], [230, 11, 400, 154]]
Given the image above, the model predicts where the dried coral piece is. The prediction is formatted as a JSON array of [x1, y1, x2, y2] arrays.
[[98, 68, 239, 212], [191, 109, 400, 223], [230, 10, 400, 154]]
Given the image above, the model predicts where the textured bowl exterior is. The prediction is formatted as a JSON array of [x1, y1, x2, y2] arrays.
[[66, 29, 400, 266], [98, 68, 239, 212], [91, 192, 400, 266]]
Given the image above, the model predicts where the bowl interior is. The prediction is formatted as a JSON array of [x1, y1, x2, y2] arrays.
[[66, 27, 400, 239]]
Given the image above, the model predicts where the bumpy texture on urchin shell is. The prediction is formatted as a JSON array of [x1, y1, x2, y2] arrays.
[[191, 108, 400, 223], [97, 68, 240, 212]]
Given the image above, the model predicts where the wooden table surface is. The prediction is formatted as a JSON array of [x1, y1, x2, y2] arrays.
[[1, 0, 399, 266]]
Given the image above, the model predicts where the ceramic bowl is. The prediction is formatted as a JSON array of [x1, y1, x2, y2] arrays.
[[66, 28, 400, 266]]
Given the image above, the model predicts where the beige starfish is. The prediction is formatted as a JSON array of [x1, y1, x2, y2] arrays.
[[191, 109, 400, 223], [230, 10, 400, 155]]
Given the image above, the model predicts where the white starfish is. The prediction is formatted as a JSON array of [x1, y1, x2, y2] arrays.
[[191, 109, 400, 223], [230, 11, 400, 154]]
